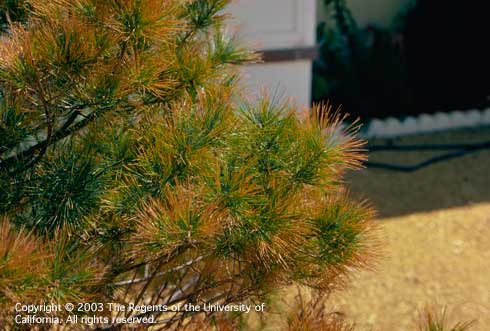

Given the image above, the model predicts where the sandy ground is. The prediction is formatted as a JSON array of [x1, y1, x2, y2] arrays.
[[333, 127, 490, 330], [348, 126, 490, 218]]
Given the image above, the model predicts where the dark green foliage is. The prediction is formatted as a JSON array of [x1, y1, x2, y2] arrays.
[[313, 198, 372, 266], [44, 236, 102, 303], [185, 0, 229, 31], [27, 146, 106, 233], [313, 0, 413, 120], [0, 0, 29, 32], [0, 97, 29, 154]]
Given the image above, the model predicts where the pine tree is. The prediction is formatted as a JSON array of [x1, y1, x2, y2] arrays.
[[0, 1, 379, 330]]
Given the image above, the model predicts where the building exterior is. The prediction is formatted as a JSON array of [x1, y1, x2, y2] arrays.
[[228, 0, 316, 107], [228, 0, 411, 108]]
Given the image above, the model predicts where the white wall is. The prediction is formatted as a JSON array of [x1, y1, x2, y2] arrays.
[[239, 60, 312, 108], [227, 0, 316, 107], [228, 0, 316, 49]]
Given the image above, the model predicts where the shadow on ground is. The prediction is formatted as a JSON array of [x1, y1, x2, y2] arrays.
[[346, 126, 490, 219]]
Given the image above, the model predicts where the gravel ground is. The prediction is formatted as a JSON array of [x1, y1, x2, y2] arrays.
[[333, 127, 490, 331]]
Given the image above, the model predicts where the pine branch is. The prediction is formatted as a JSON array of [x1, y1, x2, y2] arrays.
[[113, 255, 206, 286], [0, 108, 95, 173]]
